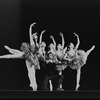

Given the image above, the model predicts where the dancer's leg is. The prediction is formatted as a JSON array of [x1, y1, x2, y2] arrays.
[[83, 45, 95, 64], [35, 55, 40, 70], [57, 74, 64, 91], [4, 45, 21, 54], [25, 60, 37, 91], [86, 45, 95, 56], [0, 53, 23, 59], [75, 67, 81, 91], [42, 75, 50, 90], [49, 80, 53, 91], [59, 71, 62, 89]]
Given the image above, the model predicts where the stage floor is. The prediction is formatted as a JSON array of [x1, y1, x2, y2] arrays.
[[0, 90, 100, 99]]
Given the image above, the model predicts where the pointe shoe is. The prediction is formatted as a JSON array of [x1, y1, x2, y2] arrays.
[[75, 84, 80, 91], [92, 45, 95, 50], [4, 45, 10, 50], [30, 84, 37, 91], [32, 88, 37, 91]]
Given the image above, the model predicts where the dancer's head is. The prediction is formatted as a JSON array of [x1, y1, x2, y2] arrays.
[[20, 42, 30, 52], [40, 42, 46, 48], [69, 43, 74, 49], [49, 43, 55, 50], [48, 53, 54, 59], [57, 44, 63, 50]]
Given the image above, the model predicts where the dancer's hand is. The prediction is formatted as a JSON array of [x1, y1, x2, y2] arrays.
[[41, 30, 46, 34], [50, 35, 53, 38], [60, 32, 63, 36], [31, 22, 36, 27], [73, 32, 78, 36]]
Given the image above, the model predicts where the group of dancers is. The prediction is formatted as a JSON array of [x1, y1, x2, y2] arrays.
[[0, 23, 95, 91]]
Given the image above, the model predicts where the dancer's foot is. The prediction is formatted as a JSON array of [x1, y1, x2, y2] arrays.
[[91, 45, 95, 50], [4, 45, 10, 50], [32, 88, 37, 91], [75, 84, 80, 91], [4, 45, 15, 54], [57, 88, 64, 91], [30, 84, 37, 91]]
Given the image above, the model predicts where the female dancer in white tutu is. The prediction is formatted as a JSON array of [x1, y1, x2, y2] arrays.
[[0, 23, 41, 91], [74, 45, 95, 91], [66, 33, 95, 91]]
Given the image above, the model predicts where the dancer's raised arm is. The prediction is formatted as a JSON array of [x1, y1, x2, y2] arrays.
[[50, 35, 56, 47], [39, 30, 46, 44], [74, 32, 80, 50], [60, 32, 65, 49], [29, 23, 36, 46]]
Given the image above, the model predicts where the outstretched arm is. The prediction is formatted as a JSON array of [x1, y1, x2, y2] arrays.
[[74, 32, 80, 50], [29, 23, 36, 46], [39, 30, 46, 44], [60, 32, 65, 49], [50, 35, 56, 47]]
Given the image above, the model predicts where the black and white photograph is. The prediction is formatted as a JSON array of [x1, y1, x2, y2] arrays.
[[0, 0, 100, 99]]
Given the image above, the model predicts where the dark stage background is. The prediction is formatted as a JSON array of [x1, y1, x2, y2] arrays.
[[0, 0, 99, 92]]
